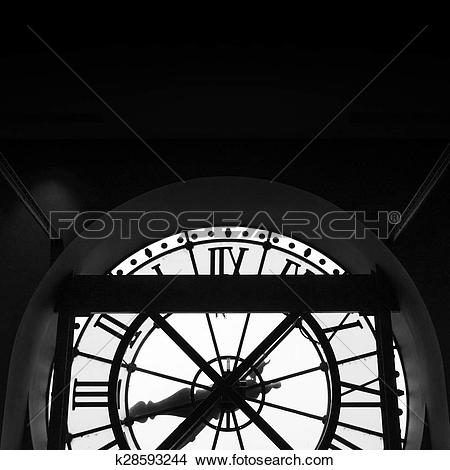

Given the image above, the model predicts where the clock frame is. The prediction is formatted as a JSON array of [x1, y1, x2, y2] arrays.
[[48, 227, 404, 450], [4, 177, 445, 450]]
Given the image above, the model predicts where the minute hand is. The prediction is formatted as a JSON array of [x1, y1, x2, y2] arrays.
[[218, 313, 300, 450], [224, 313, 300, 389], [155, 313, 299, 449]]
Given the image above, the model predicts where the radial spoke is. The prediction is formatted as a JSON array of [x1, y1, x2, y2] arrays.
[[70, 423, 112, 440], [337, 350, 377, 365], [246, 364, 322, 391], [205, 314, 224, 375], [76, 350, 112, 364], [341, 377, 378, 397], [76, 350, 213, 390], [336, 420, 383, 438], [327, 313, 351, 342], [226, 388, 292, 449], [233, 313, 250, 369], [212, 410, 224, 450], [134, 365, 211, 391], [157, 312, 298, 449], [156, 389, 221, 449], [228, 313, 301, 387], [231, 411, 244, 450], [254, 322, 296, 367], [147, 312, 222, 385], [333, 434, 362, 450], [246, 397, 323, 422]]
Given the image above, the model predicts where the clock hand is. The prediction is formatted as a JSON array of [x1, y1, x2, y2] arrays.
[[170, 378, 281, 449], [248, 357, 270, 381], [129, 388, 217, 423], [129, 377, 281, 423], [128, 354, 280, 447]]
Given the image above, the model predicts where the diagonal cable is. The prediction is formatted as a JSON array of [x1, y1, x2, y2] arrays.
[[271, 25, 429, 183], [389, 141, 450, 242]]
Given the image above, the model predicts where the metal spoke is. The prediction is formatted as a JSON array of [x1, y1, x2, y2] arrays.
[[225, 387, 292, 449], [233, 313, 250, 369], [147, 312, 222, 385], [212, 410, 224, 450], [70, 423, 112, 440], [327, 313, 351, 342], [337, 350, 377, 365], [156, 390, 222, 449], [147, 313, 224, 449], [76, 350, 112, 365], [246, 397, 323, 422], [246, 364, 322, 391], [205, 314, 225, 375], [254, 322, 297, 368], [231, 411, 244, 450], [134, 365, 211, 391], [228, 313, 301, 386], [341, 402, 380, 408], [225, 411, 231, 429], [341, 377, 378, 397], [156, 312, 298, 449], [337, 421, 383, 438], [333, 434, 362, 450]]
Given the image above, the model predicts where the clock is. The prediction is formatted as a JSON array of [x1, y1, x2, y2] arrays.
[[51, 226, 407, 450]]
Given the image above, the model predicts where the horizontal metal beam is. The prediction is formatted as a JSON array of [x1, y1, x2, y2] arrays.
[[57, 273, 397, 315]]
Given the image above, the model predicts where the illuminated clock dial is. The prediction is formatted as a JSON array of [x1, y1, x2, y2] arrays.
[[63, 227, 407, 450]]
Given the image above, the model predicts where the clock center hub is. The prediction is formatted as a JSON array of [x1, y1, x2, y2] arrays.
[[190, 355, 268, 432]]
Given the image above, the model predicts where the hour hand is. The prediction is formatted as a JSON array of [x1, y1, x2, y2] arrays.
[[128, 387, 215, 423], [242, 359, 281, 399], [128, 358, 280, 424], [128, 401, 150, 423]]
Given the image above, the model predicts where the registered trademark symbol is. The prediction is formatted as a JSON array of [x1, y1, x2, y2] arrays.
[[388, 211, 401, 224]]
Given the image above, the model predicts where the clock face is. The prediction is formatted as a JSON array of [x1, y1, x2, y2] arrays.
[[63, 227, 407, 450]]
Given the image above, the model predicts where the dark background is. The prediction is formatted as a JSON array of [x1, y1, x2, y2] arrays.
[[0, 26, 449, 435]]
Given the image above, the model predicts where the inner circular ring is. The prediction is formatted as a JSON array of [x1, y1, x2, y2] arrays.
[[190, 355, 266, 432]]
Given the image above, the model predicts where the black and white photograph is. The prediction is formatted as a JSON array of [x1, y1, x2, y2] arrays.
[[0, 25, 449, 466]]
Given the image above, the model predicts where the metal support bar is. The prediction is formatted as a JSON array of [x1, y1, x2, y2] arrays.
[[374, 270, 402, 449], [47, 312, 74, 449], [57, 274, 398, 315]]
